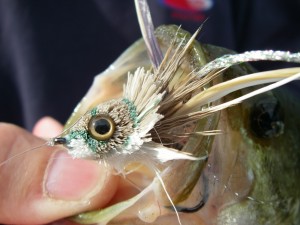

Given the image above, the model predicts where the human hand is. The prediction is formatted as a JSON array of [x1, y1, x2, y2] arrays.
[[0, 117, 119, 224]]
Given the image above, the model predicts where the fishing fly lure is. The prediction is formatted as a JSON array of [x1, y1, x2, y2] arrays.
[[46, 0, 300, 224], [50, 1, 300, 168]]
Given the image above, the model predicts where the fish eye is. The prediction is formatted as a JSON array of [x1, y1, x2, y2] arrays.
[[250, 97, 284, 138], [88, 115, 115, 141]]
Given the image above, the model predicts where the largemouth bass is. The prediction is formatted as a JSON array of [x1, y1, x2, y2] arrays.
[[53, 23, 300, 225]]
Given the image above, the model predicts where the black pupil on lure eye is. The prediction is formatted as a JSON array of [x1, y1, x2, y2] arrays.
[[94, 118, 111, 135], [250, 98, 284, 138]]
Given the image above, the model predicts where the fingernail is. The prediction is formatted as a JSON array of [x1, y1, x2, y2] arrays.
[[44, 151, 105, 201]]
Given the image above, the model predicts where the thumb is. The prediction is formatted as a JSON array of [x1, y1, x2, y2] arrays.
[[0, 122, 118, 224]]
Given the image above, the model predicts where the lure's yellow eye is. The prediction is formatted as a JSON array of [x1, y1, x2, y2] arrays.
[[88, 115, 115, 141]]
